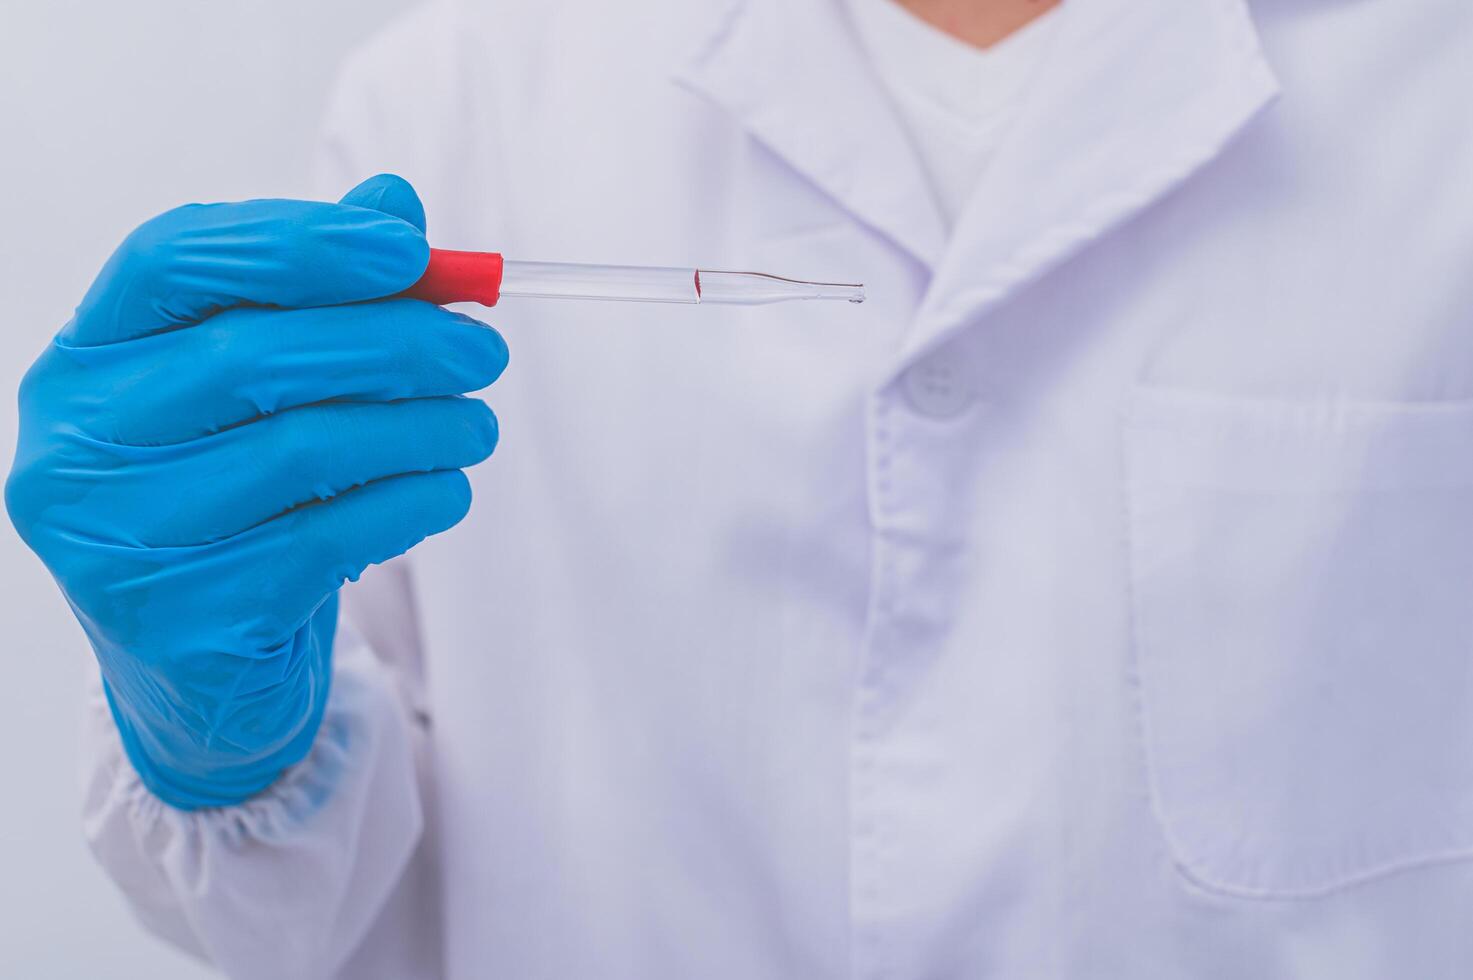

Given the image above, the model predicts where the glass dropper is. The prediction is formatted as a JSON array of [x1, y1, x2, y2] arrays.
[[406, 249, 866, 308]]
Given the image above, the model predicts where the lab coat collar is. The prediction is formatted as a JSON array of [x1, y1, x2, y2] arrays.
[[895, 0, 1281, 369], [674, 0, 950, 269], [676, 0, 1281, 377]]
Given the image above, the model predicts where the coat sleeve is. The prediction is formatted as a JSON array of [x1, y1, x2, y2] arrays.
[[80, 609, 427, 980]]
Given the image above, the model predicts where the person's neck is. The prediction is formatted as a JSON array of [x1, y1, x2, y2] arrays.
[[894, 0, 1062, 49]]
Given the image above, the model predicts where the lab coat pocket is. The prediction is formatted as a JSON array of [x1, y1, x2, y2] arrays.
[[1124, 388, 1473, 898]]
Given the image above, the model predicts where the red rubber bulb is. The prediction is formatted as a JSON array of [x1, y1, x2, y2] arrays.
[[405, 248, 504, 307]]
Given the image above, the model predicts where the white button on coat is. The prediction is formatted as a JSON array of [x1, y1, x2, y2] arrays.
[[900, 355, 974, 418], [77, 1, 1473, 978]]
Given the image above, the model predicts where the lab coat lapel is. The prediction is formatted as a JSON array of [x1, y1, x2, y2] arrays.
[[894, 0, 1281, 370], [675, 0, 949, 269]]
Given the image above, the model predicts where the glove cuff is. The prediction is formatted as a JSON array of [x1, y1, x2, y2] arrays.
[[102, 608, 338, 811]]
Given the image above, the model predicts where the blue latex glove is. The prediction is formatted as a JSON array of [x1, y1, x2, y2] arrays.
[[6, 175, 508, 809]]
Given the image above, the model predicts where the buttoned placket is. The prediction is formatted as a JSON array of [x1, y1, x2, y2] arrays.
[[856, 338, 985, 980]]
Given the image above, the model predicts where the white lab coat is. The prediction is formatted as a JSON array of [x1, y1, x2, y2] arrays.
[[80, 0, 1473, 977]]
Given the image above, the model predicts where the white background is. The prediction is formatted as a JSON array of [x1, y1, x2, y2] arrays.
[[0, 1, 413, 975]]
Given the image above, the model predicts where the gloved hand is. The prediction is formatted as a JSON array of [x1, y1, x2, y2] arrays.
[[6, 174, 508, 810]]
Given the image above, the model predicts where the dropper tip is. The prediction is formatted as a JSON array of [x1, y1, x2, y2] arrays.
[[693, 269, 868, 305]]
